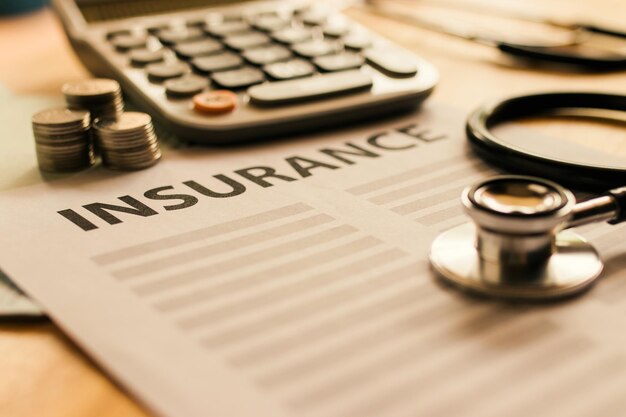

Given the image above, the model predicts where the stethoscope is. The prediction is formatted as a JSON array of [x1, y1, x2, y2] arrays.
[[363, 0, 626, 71], [429, 92, 626, 301]]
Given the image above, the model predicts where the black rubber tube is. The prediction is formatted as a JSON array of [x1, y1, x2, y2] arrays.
[[466, 92, 626, 191], [496, 42, 626, 71]]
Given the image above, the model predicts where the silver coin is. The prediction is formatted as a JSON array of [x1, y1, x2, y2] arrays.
[[32, 108, 90, 127], [34, 134, 88, 144], [101, 148, 157, 158], [37, 158, 94, 167], [35, 136, 89, 145], [62, 78, 121, 98], [94, 112, 152, 133], [103, 154, 159, 165], [66, 101, 123, 111], [33, 126, 90, 137], [36, 145, 91, 157], [96, 129, 155, 142], [36, 147, 94, 159], [32, 107, 94, 173], [103, 152, 162, 170], [103, 149, 160, 159], [96, 124, 156, 138], [36, 161, 94, 173], [94, 111, 161, 170], [97, 135, 157, 149], [64, 79, 124, 120]]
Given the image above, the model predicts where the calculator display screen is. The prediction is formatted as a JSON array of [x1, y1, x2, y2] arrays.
[[76, 0, 254, 22]]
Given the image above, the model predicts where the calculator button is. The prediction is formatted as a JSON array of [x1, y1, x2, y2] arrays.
[[186, 18, 206, 27], [173, 39, 223, 59], [129, 48, 165, 66], [193, 90, 238, 114], [322, 17, 351, 38], [211, 67, 265, 89], [343, 32, 372, 50], [146, 24, 170, 34], [146, 62, 189, 81], [242, 45, 292, 65], [165, 75, 208, 97], [158, 27, 205, 45], [263, 59, 315, 80], [364, 49, 418, 77], [300, 9, 329, 26], [250, 15, 291, 32], [248, 70, 372, 105], [111, 34, 147, 51], [313, 52, 364, 72], [223, 32, 271, 51], [106, 29, 131, 40], [291, 39, 340, 58], [271, 27, 313, 44], [206, 11, 243, 24], [205, 21, 251, 37], [192, 52, 243, 73]]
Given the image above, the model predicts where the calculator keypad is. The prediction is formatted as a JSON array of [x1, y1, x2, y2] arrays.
[[342, 32, 372, 51], [164, 75, 208, 97], [146, 62, 189, 81], [242, 45, 292, 65], [205, 21, 251, 37], [321, 16, 351, 38], [192, 52, 243, 73], [250, 15, 291, 32], [263, 58, 315, 80], [107, 6, 419, 111], [173, 39, 223, 59], [291, 39, 341, 58], [223, 32, 272, 51], [211, 66, 266, 89], [364, 49, 418, 77], [313, 52, 364, 72], [112, 33, 148, 51], [248, 69, 372, 105], [129, 48, 166, 66], [270, 27, 314, 44], [157, 27, 205, 45]]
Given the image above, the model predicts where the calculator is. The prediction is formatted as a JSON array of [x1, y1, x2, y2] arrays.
[[52, 0, 439, 144]]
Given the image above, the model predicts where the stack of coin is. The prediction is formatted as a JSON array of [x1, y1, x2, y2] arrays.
[[94, 112, 162, 170], [62, 79, 124, 120], [32, 108, 94, 172]]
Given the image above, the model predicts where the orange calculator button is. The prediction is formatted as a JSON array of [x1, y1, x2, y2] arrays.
[[192, 90, 238, 114]]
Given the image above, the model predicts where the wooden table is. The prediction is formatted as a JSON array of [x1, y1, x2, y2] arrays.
[[0, 2, 625, 416]]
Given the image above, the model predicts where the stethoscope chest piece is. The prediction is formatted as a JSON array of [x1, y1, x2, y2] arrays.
[[429, 176, 604, 301]]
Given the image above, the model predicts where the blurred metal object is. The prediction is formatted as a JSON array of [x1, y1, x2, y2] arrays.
[[429, 176, 611, 301], [430, 91, 626, 301], [364, 0, 626, 71]]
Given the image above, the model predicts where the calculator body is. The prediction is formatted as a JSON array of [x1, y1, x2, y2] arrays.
[[52, 0, 439, 144]]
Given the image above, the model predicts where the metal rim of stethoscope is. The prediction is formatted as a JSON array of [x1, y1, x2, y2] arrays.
[[466, 92, 626, 191]]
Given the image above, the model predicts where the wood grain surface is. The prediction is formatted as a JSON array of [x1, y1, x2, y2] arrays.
[[0, 1, 624, 416]]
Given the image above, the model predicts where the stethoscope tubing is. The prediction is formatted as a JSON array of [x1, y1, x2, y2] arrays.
[[466, 92, 626, 191], [494, 42, 626, 71]]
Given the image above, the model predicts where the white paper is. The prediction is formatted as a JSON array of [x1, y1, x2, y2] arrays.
[[1, 103, 626, 417]]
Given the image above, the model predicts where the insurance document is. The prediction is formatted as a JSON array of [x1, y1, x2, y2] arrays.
[[1, 104, 626, 417]]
